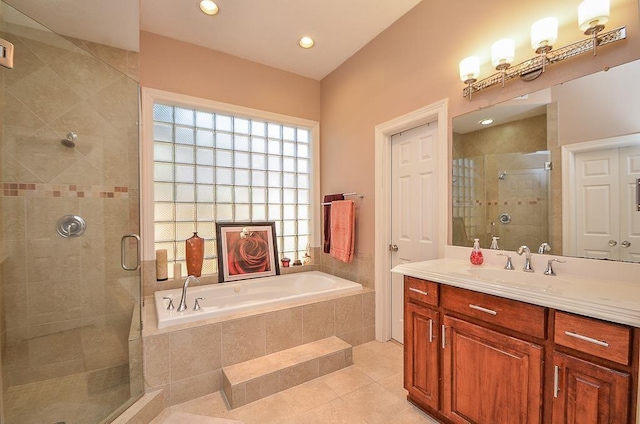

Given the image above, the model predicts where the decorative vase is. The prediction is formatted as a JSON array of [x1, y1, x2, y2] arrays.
[[186, 232, 204, 277]]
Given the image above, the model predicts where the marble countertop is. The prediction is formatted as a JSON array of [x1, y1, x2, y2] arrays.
[[392, 258, 640, 327]]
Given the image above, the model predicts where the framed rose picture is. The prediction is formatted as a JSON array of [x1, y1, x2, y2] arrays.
[[216, 222, 280, 282]]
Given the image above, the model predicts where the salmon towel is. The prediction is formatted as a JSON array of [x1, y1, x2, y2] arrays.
[[330, 200, 355, 263]]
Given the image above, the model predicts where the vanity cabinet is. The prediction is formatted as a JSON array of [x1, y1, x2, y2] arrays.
[[405, 301, 440, 410], [403, 276, 639, 424], [552, 352, 630, 424], [404, 277, 440, 410], [442, 316, 543, 424], [552, 312, 633, 423]]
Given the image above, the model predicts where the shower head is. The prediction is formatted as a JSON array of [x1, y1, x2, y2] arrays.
[[498, 171, 507, 180], [61, 132, 77, 148]]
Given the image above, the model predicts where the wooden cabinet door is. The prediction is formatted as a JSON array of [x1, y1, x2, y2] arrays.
[[552, 352, 630, 424], [442, 316, 543, 424], [404, 301, 439, 410]]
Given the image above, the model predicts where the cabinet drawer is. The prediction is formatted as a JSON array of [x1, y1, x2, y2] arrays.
[[405, 276, 438, 307], [554, 312, 632, 365], [441, 285, 546, 339]]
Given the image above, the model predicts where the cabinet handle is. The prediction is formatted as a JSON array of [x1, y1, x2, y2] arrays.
[[441, 325, 446, 349], [564, 331, 609, 348], [409, 287, 429, 296], [554, 365, 560, 398], [469, 304, 498, 315], [429, 319, 433, 343]]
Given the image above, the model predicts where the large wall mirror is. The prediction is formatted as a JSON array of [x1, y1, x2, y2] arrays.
[[451, 59, 640, 262]]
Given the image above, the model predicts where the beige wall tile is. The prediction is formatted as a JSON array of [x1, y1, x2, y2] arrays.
[[335, 294, 362, 335], [170, 324, 221, 381], [319, 351, 347, 376], [278, 359, 319, 391], [170, 369, 222, 405], [265, 306, 303, 354], [302, 300, 334, 343], [245, 372, 279, 404], [221, 315, 266, 367], [337, 329, 362, 347], [143, 334, 171, 388]]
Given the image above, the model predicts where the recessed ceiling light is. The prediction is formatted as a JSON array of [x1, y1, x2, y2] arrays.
[[299, 36, 315, 49], [199, 0, 219, 15], [479, 119, 494, 125]]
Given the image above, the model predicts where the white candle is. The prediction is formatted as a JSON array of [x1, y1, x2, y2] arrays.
[[156, 249, 168, 281], [173, 262, 182, 280]]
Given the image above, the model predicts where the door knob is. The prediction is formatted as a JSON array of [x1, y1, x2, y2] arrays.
[[621, 241, 631, 248], [389, 244, 399, 252], [608, 240, 617, 247]]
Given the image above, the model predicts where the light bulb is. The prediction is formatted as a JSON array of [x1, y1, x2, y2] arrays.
[[199, 0, 219, 15], [578, 0, 609, 32], [491, 39, 515, 69], [459, 56, 480, 83], [531, 17, 558, 51]]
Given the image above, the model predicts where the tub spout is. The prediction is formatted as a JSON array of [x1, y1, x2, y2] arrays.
[[178, 275, 200, 312]]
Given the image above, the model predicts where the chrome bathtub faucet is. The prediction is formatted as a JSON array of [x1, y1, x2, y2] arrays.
[[178, 275, 200, 312]]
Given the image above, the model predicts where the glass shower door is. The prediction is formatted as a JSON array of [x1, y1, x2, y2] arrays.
[[0, 2, 143, 423]]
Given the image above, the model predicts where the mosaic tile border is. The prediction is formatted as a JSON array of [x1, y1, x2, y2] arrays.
[[2, 183, 129, 199], [454, 197, 544, 207]]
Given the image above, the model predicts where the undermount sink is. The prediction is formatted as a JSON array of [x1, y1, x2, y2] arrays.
[[448, 267, 568, 294]]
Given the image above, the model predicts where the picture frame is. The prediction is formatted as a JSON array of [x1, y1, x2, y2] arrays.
[[216, 222, 280, 282]]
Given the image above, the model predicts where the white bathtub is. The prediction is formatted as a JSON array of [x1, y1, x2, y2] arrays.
[[154, 271, 363, 329]]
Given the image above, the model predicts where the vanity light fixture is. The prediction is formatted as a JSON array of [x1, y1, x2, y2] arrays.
[[531, 17, 558, 73], [491, 38, 515, 87], [199, 0, 219, 16], [299, 36, 315, 49], [459, 56, 480, 99], [460, 0, 624, 99]]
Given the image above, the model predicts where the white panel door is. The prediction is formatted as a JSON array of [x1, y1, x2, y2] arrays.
[[390, 123, 439, 343], [620, 145, 640, 261], [575, 149, 619, 259]]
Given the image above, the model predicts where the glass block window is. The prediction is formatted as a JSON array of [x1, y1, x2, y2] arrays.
[[153, 103, 312, 277], [452, 158, 478, 244]]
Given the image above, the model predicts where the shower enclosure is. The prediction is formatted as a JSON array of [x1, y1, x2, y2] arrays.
[[0, 2, 143, 423]]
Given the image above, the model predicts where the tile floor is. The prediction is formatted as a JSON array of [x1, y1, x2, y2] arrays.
[[151, 341, 440, 424]]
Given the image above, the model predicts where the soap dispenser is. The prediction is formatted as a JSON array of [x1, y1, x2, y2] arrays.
[[470, 238, 484, 265], [490, 236, 500, 250]]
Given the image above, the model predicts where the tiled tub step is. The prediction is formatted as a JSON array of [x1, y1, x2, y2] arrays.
[[222, 336, 352, 408]]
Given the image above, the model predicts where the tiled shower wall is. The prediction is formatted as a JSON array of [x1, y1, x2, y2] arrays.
[[0, 19, 141, 388], [452, 114, 550, 250]]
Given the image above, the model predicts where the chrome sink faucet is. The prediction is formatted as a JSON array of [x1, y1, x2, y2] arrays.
[[516, 245, 534, 272], [544, 258, 566, 276], [538, 243, 551, 254], [178, 275, 200, 312]]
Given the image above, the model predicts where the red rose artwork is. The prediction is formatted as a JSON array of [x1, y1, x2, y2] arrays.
[[225, 229, 272, 275]]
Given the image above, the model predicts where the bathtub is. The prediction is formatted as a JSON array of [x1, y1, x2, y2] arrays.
[[154, 271, 363, 329]]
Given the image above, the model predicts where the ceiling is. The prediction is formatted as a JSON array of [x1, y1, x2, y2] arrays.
[[3, 0, 423, 81], [452, 89, 551, 134]]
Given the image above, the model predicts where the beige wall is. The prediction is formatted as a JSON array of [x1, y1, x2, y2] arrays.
[[140, 31, 321, 122], [320, 0, 640, 256]]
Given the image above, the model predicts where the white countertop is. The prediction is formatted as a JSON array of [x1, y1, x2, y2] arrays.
[[392, 258, 640, 328]]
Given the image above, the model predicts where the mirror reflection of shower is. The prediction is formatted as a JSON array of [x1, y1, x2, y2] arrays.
[[60, 131, 77, 148], [498, 170, 507, 180]]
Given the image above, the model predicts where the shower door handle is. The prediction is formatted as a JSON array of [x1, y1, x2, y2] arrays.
[[121, 234, 141, 271], [0, 38, 14, 69]]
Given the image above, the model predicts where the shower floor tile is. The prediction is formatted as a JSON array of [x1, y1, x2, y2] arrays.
[[4, 364, 131, 424]]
